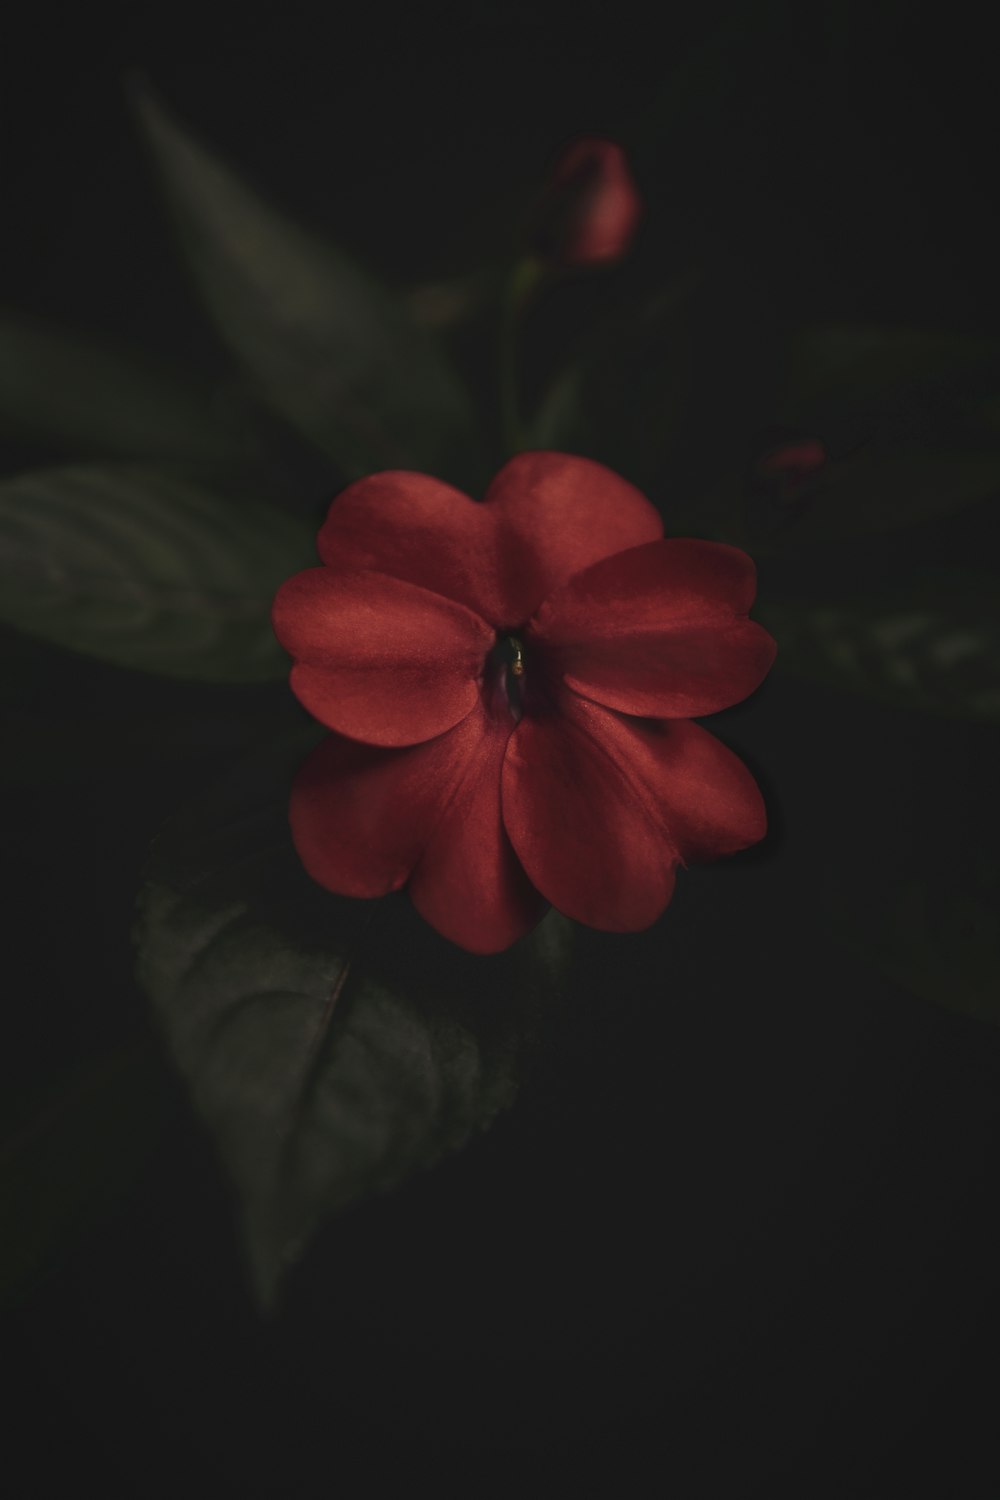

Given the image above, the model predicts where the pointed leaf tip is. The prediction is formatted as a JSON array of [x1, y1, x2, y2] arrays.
[[134, 734, 573, 1306], [132, 86, 482, 482]]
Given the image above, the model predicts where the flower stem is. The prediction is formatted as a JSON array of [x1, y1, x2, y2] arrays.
[[499, 255, 543, 456]]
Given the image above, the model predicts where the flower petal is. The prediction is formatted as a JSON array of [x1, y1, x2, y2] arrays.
[[290, 704, 544, 954], [273, 568, 494, 746], [317, 470, 497, 620], [409, 710, 547, 954], [502, 693, 765, 930], [482, 452, 663, 624], [528, 539, 776, 718], [315, 454, 663, 629]]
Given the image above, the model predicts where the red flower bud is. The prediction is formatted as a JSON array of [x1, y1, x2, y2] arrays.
[[755, 439, 828, 502], [536, 137, 642, 268]]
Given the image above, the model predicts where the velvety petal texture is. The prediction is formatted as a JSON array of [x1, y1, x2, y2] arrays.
[[276, 451, 775, 953], [502, 696, 678, 931], [480, 452, 663, 624], [272, 568, 493, 746], [528, 539, 777, 718], [407, 708, 548, 954], [316, 452, 663, 627], [290, 702, 544, 954], [502, 693, 766, 931]]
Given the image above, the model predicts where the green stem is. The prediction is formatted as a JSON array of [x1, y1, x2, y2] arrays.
[[499, 256, 544, 455]]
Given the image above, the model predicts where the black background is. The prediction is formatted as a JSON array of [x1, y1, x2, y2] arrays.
[[3, 2, 1000, 1493]]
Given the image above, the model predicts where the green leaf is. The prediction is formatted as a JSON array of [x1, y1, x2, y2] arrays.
[[529, 283, 699, 476], [133, 84, 483, 483], [830, 867, 1000, 1027], [529, 271, 773, 522], [765, 441, 1000, 548], [0, 465, 312, 681], [0, 309, 256, 464], [530, 362, 586, 451], [134, 732, 572, 1308], [761, 328, 1000, 545], [760, 573, 1000, 721], [782, 325, 1000, 425], [1, 1046, 164, 1309]]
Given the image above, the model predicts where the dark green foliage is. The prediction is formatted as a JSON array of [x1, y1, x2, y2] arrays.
[[134, 733, 572, 1305], [133, 85, 485, 487], [0, 465, 313, 680]]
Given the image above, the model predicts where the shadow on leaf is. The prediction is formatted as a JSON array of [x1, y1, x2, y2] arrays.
[[134, 728, 572, 1309]]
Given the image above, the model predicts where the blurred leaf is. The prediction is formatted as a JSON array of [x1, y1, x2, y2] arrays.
[[0, 309, 256, 464], [760, 328, 1000, 546], [0, 465, 313, 681], [782, 325, 1000, 426], [531, 362, 585, 451], [405, 269, 494, 331], [1, 1045, 164, 1309], [763, 441, 1000, 548], [134, 732, 573, 1308], [529, 270, 777, 522], [530, 281, 696, 474], [831, 866, 1000, 1027], [761, 572, 1000, 721], [133, 84, 483, 484]]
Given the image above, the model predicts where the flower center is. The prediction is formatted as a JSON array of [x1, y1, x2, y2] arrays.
[[487, 633, 527, 720]]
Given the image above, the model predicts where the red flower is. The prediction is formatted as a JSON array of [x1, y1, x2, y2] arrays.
[[273, 453, 776, 954], [536, 138, 642, 268]]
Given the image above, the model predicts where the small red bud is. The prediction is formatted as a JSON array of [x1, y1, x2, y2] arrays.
[[536, 137, 642, 268], [755, 439, 828, 502]]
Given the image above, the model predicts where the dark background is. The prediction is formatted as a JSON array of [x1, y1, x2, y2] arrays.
[[3, 1, 999, 1493]]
